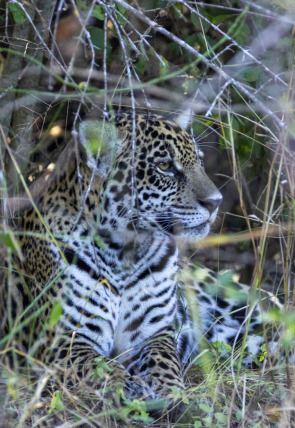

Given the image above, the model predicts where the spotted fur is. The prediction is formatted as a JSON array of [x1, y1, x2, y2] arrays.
[[1, 112, 278, 406]]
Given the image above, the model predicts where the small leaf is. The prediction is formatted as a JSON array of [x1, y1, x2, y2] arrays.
[[76, 0, 89, 12], [92, 356, 113, 380], [89, 27, 104, 50], [0, 230, 24, 260], [236, 411, 242, 421], [182, 395, 189, 405], [49, 301, 63, 329], [50, 390, 64, 412], [191, 12, 210, 32], [160, 57, 169, 78], [202, 416, 213, 426], [78, 81, 88, 89], [259, 355, 265, 362], [135, 56, 147, 75], [131, 412, 154, 423], [0, 231, 20, 253], [236, 66, 260, 83], [94, 237, 105, 249], [7, 377, 18, 400], [93, 5, 104, 20], [198, 403, 213, 413], [234, 22, 250, 45], [9, 3, 26, 24], [115, 4, 127, 27], [215, 412, 228, 423], [212, 14, 237, 25], [194, 421, 202, 428]]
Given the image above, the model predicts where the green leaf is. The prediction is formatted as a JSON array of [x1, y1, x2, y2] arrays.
[[7, 377, 18, 400], [92, 356, 113, 380], [93, 5, 104, 20], [236, 66, 260, 83], [198, 403, 213, 413], [202, 416, 213, 426], [194, 421, 202, 428], [182, 394, 189, 405], [115, 4, 127, 27], [191, 12, 210, 32], [131, 412, 154, 423], [160, 57, 170, 77], [262, 308, 282, 323], [9, 3, 26, 24], [236, 411, 242, 421], [94, 236, 105, 249], [0, 231, 23, 260], [50, 390, 64, 412], [76, 0, 89, 12], [234, 22, 250, 45], [212, 14, 237, 25], [89, 27, 104, 50], [49, 301, 63, 329], [215, 412, 228, 423], [212, 340, 232, 354], [185, 33, 198, 48], [135, 55, 147, 75], [0, 232, 18, 251]]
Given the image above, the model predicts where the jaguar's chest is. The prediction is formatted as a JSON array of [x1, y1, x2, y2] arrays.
[[60, 233, 179, 359]]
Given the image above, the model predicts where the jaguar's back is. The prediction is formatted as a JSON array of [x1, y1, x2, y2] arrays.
[[1, 112, 222, 401]]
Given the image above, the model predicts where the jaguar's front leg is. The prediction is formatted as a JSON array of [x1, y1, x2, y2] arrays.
[[134, 332, 184, 399], [51, 341, 153, 402]]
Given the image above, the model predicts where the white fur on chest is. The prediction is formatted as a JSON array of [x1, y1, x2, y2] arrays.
[[60, 234, 178, 360]]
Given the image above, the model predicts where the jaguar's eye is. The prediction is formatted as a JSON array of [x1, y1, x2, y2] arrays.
[[158, 162, 172, 171]]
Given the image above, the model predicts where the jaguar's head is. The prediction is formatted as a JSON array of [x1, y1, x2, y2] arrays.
[[79, 112, 222, 241]]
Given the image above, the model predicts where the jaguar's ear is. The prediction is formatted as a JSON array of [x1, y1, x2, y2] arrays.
[[79, 120, 124, 178]]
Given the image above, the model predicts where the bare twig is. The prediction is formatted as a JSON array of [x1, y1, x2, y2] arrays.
[[113, 0, 287, 130]]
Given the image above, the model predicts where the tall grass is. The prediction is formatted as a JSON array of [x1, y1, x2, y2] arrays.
[[0, 0, 295, 426]]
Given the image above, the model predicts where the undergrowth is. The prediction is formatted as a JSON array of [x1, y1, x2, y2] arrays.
[[0, 0, 295, 426]]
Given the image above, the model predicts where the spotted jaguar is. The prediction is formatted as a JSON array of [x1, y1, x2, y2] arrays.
[[0, 112, 281, 408]]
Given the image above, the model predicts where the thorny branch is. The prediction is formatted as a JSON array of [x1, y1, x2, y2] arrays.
[[114, 0, 289, 131]]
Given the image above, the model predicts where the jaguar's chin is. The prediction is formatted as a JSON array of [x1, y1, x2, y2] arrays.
[[153, 213, 211, 239], [175, 221, 210, 240]]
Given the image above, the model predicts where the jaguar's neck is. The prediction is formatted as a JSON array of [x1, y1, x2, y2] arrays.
[[96, 229, 178, 276]]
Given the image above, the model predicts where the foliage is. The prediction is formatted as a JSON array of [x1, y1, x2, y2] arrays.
[[0, 0, 294, 427]]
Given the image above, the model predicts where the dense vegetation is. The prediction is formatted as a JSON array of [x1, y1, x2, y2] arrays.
[[0, 0, 294, 426]]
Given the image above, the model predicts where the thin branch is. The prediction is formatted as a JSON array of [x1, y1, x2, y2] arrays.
[[113, 0, 286, 130]]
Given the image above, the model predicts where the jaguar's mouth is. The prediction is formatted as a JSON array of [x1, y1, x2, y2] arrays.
[[182, 220, 209, 231], [179, 221, 210, 237], [153, 212, 211, 237], [161, 218, 210, 237]]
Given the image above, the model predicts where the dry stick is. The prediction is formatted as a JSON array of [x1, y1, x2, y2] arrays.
[[16, 369, 55, 428], [114, 0, 286, 131], [65, 0, 98, 233], [6, 0, 56, 190], [176, 0, 287, 87], [0, 3, 35, 141], [193, 1, 295, 25], [103, 12, 108, 116], [48, 0, 68, 90], [242, 0, 295, 24], [180, 3, 290, 121], [8, 0, 67, 72], [97, 1, 139, 219]]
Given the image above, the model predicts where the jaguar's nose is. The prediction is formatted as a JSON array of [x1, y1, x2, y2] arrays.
[[199, 194, 223, 214]]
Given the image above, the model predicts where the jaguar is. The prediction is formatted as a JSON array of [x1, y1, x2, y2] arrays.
[[0, 112, 281, 409]]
